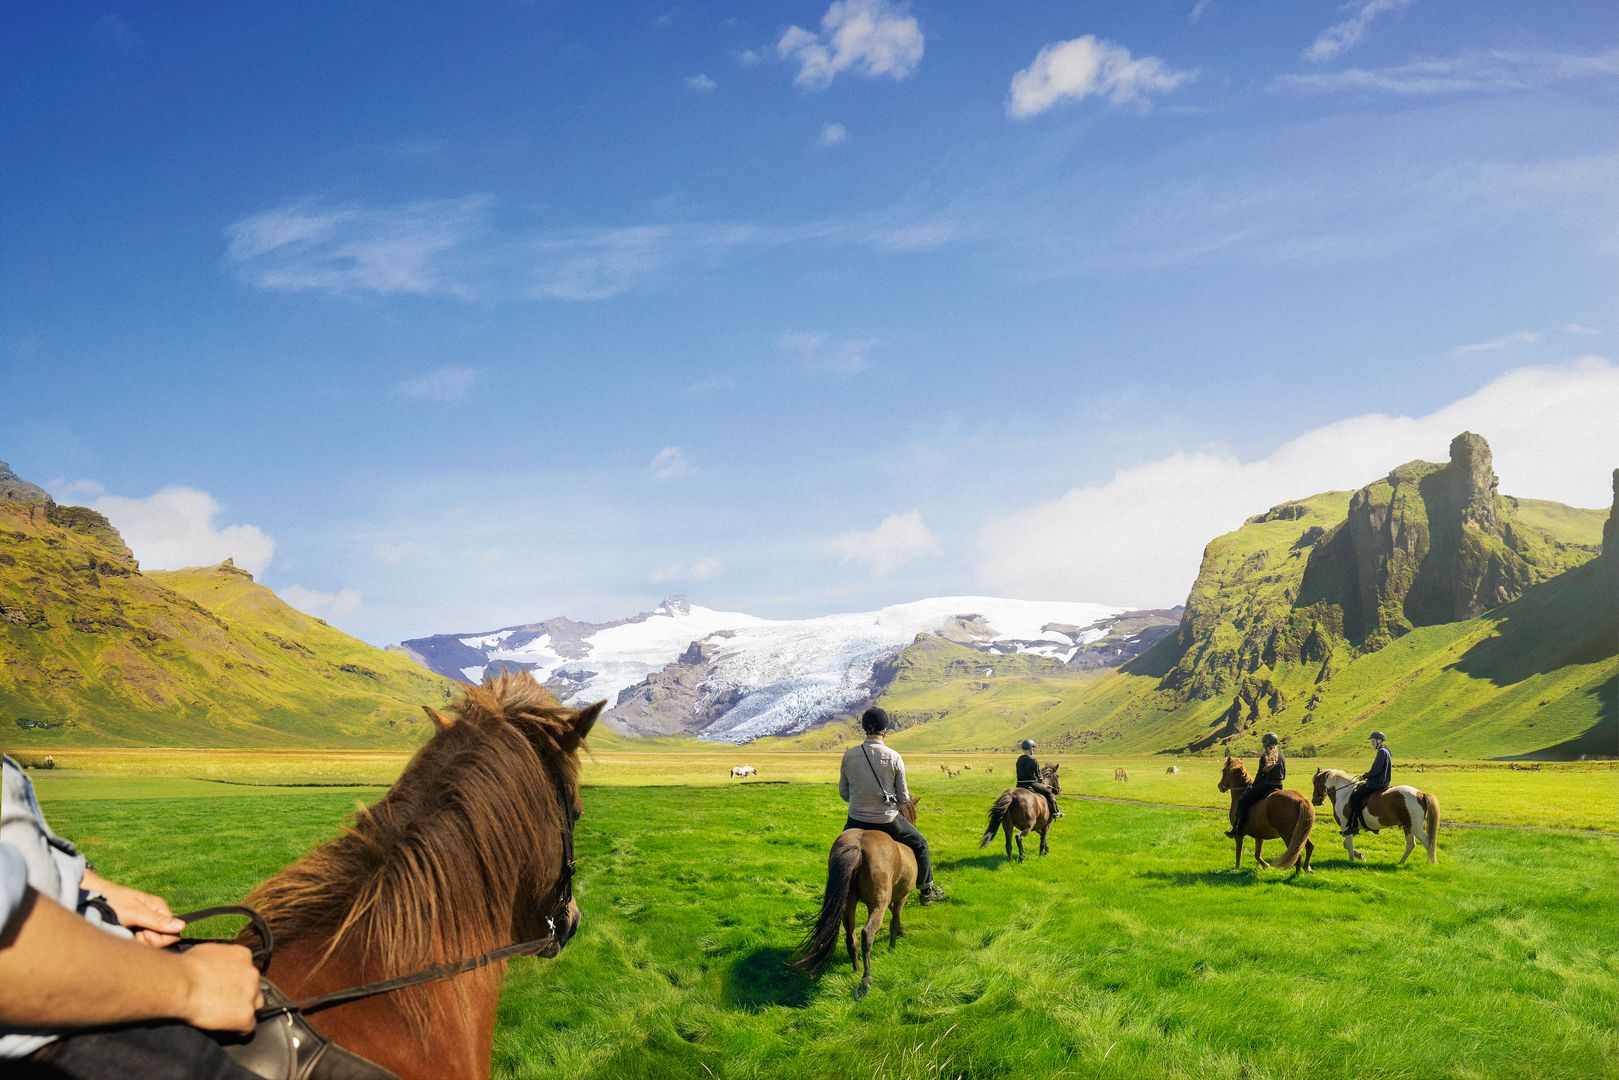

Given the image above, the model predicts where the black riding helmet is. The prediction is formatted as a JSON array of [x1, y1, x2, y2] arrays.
[[1370, 731, 1386, 742], [1019, 739, 1035, 751], [1261, 732, 1279, 747], [861, 707, 891, 734]]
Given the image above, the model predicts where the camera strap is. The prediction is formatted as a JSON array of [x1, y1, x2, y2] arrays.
[[861, 744, 895, 803]]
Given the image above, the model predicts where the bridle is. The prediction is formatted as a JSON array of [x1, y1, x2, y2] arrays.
[[177, 755, 581, 1021]]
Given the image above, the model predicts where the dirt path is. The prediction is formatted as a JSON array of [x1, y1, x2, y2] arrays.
[[1060, 792, 1617, 834]]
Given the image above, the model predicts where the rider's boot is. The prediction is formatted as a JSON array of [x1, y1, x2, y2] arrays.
[[918, 882, 945, 905]]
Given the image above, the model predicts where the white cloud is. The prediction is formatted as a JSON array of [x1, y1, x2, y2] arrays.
[[396, 365, 480, 402], [1279, 48, 1619, 94], [1008, 36, 1193, 119], [1188, 0, 1215, 24], [777, 0, 923, 89], [778, 332, 875, 376], [1304, 0, 1415, 63], [978, 358, 1619, 609], [819, 122, 848, 146], [684, 73, 717, 92], [280, 585, 363, 620], [86, 487, 276, 576], [1567, 324, 1601, 336], [225, 197, 486, 297], [651, 558, 722, 584], [1451, 331, 1540, 357], [649, 446, 695, 481], [827, 511, 940, 578]]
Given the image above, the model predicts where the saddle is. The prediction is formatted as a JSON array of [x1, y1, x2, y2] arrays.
[[174, 908, 400, 1080]]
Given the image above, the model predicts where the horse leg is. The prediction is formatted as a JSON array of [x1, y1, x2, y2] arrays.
[[860, 900, 886, 991], [1015, 829, 1026, 863], [1233, 831, 1243, 870], [1254, 837, 1269, 868], [1004, 821, 1014, 861], [888, 894, 906, 950], [1344, 833, 1363, 862], [1303, 839, 1314, 872], [1038, 821, 1050, 857], [844, 901, 858, 974]]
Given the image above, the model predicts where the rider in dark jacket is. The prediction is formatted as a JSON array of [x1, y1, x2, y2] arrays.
[[1343, 732, 1392, 836], [1015, 740, 1063, 818], [1226, 732, 1285, 838]]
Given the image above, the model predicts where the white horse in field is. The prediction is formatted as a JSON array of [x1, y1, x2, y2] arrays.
[[729, 765, 757, 778], [1312, 768, 1440, 865]]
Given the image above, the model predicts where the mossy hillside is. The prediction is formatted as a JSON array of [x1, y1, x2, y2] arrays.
[[0, 469, 455, 747]]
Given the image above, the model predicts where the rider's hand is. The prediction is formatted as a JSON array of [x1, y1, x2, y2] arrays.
[[82, 869, 186, 947], [177, 944, 264, 1033]]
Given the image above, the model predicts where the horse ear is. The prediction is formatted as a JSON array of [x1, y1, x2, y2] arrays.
[[423, 706, 455, 732], [568, 700, 605, 746], [1050, 763, 1060, 772]]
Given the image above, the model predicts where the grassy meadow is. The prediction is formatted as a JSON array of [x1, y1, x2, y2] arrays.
[[20, 749, 1619, 1079]]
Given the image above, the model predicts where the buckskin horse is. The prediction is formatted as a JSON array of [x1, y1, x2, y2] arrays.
[[1312, 768, 1440, 865], [792, 795, 922, 994], [233, 673, 602, 1079], [979, 763, 1061, 862], [1217, 756, 1315, 876]]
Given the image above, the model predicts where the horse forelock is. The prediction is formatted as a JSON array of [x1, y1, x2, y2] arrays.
[[248, 672, 590, 1039]]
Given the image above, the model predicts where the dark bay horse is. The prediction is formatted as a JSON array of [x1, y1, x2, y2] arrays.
[[793, 796, 922, 994], [979, 763, 1061, 862], [1217, 756, 1314, 876], [245, 673, 602, 1079]]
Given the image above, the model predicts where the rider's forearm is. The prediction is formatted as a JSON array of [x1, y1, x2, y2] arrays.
[[0, 887, 193, 1027]]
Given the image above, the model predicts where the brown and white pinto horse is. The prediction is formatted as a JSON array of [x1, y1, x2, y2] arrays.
[[246, 673, 601, 1079], [1312, 768, 1440, 865], [793, 796, 922, 994], [1217, 757, 1315, 875]]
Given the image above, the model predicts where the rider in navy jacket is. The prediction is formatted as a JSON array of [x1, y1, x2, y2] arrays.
[[1344, 732, 1392, 836], [1015, 740, 1062, 819]]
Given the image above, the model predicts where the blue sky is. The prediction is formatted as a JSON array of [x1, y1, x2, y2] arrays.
[[3, 1, 1616, 644]]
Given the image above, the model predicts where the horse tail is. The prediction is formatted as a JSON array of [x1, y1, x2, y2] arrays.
[[791, 839, 863, 974], [1423, 792, 1440, 864], [980, 791, 1015, 848], [1277, 794, 1314, 869]]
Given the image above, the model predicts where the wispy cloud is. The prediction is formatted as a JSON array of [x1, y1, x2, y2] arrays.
[[684, 73, 717, 92], [826, 511, 940, 578], [1566, 324, 1601, 336], [1451, 331, 1540, 357], [651, 557, 722, 584], [1188, 0, 1215, 24], [397, 365, 480, 402], [77, 487, 276, 576], [281, 584, 363, 620], [1008, 36, 1194, 119], [777, 0, 923, 90], [225, 197, 487, 297], [778, 332, 876, 376], [819, 122, 848, 147], [649, 445, 695, 481], [1279, 48, 1619, 94], [1303, 0, 1415, 64]]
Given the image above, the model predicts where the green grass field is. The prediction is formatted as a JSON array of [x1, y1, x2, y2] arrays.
[[25, 752, 1619, 1079]]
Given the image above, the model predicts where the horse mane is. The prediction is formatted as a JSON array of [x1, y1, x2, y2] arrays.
[[247, 672, 596, 1037]]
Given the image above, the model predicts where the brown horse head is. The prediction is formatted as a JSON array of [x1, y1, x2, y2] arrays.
[[1040, 762, 1061, 796], [249, 671, 601, 1039], [1311, 768, 1328, 806], [899, 794, 920, 824], [1218, 755, 1249, 792]]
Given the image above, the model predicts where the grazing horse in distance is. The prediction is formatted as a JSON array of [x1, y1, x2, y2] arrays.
[[980, 763, 1062, 862], [793, 796, 923, 994], [1165, 765, 1180, 775], [1114, 767, 1129, 782], [245, 673, 600, 1080], [729, 765, 757, 778], [1313, 768, 1440, 865], [1217, 756, 1315, 876]]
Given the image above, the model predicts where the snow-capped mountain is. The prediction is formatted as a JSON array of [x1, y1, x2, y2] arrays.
[[390, 596, 1176, 743]]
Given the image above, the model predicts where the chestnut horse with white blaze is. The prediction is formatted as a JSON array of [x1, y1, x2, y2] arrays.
[[244, 673, 601, 1079], [979, 763, 1061, 862], [792, 796, 922, 994], [1312, 768, 1440, 865], [1217, 757, 1315, 875]]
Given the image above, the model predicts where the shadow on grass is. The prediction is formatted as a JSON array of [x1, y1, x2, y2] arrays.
[[722, 946, 813, 1012], [932, 853, 1010, 873], [1137, 867, 1312, 886]]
